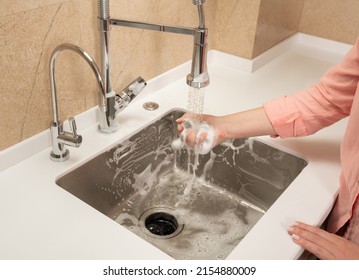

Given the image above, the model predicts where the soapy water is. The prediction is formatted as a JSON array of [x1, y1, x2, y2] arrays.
[[115, 168, 263, 260], [107, 144, 264, 258]]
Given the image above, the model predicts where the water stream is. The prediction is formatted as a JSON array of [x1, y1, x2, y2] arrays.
[[187, 87, 205, 119]]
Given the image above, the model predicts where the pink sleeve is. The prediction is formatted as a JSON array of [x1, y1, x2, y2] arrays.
[[264, 38, 359, 138]]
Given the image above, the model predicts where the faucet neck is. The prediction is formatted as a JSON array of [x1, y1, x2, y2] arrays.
[[49, 43, 106, 124]]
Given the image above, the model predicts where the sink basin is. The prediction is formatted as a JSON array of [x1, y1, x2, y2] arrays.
[[56, 109, 307, 259]]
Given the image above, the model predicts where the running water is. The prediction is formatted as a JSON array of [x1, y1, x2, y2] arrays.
[[173, 87, 215, 206], [183, 87, 204, 202], [187, 87, 205, 120]]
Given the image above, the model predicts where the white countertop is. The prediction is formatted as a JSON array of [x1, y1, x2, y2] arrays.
[[0, 34, 352, 260]]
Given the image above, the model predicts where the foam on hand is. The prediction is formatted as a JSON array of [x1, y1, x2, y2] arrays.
[[195, 122, 216, 154], [171, 118, 217, 155], [171, 137, 184, 150]]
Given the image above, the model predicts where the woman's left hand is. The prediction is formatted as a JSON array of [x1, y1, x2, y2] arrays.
[[288, 221, 359, 259]]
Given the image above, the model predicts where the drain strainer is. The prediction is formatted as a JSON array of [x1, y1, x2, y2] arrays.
[[139, 207, 184, 239]]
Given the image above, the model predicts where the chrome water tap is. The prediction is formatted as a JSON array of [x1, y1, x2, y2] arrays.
[[49, 43, 103, 161]]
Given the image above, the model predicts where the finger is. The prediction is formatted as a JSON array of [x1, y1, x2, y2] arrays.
[[290, 232, 335, 260], [177, 124, 184, 133], [196, 131, 208, 144], [186, 131, 197, 148], [176, 117, 189, 133], [288, 223, 337, 248], [176, 114, 195, 123], [292, 221, 341, 244], [176, 117, 185, 124], [288, 223, 338, 259]]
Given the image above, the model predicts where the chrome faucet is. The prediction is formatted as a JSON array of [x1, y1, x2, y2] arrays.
[[49, 43, 103, 161], [97, 0, 210, 129]]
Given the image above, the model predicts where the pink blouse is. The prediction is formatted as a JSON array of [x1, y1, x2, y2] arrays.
[[264, 38, 359, 244]]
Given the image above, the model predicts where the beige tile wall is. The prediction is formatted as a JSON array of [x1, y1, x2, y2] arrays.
[[213, 0, 261, 59], [1, 1, 86, 150], [213, 0, 304, 59], [299, 0, 359, 44], [1, 0, 359, 151], [253, 0, 304, 58]]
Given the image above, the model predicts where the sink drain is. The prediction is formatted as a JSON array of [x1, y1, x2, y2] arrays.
[[139, 207, 183, 239], [145, 212, 177, 236]]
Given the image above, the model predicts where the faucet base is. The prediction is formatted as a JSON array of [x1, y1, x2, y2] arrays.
[[97, 109, 119, 133], [50, 149, 70, 162], [97, 124, 118, 134]]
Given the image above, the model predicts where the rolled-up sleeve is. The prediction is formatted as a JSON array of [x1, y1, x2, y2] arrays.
[[264, 38, 359, 138]]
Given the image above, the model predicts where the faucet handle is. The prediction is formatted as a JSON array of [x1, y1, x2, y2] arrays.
[[69, 117, 78, 137], [63, 117, 82, 148], [117, 76, 147, 100], [127, 76, 147, 97], [50, 117, 82, 161], [115, 76, 147, 111]]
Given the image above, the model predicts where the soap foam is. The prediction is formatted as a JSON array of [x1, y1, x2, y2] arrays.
[[171, 118, 217, 155]]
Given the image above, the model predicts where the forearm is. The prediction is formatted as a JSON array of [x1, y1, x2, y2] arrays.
[[219, 107, 276, 141]]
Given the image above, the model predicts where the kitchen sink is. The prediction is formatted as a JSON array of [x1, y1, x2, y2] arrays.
[[56, 109, 307, 259]]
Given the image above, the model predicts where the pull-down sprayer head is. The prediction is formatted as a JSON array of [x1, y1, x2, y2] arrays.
[[187, 0, 209, 88]]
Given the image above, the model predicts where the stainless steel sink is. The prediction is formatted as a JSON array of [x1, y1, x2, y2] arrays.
[[56, 109, 307, 259]]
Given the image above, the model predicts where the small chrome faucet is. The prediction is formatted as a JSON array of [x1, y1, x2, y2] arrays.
[[49, 43, 103, 161]]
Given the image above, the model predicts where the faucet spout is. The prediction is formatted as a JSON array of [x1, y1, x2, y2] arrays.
[[187, 1, 209, 88], [50, 43, 106, 124], [186, 27, 209, 88]]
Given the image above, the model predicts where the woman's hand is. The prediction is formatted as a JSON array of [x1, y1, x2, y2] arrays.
[[176, 113, 226, 148], [288, 221, 359, 259], [176, 107, 276, 149]]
